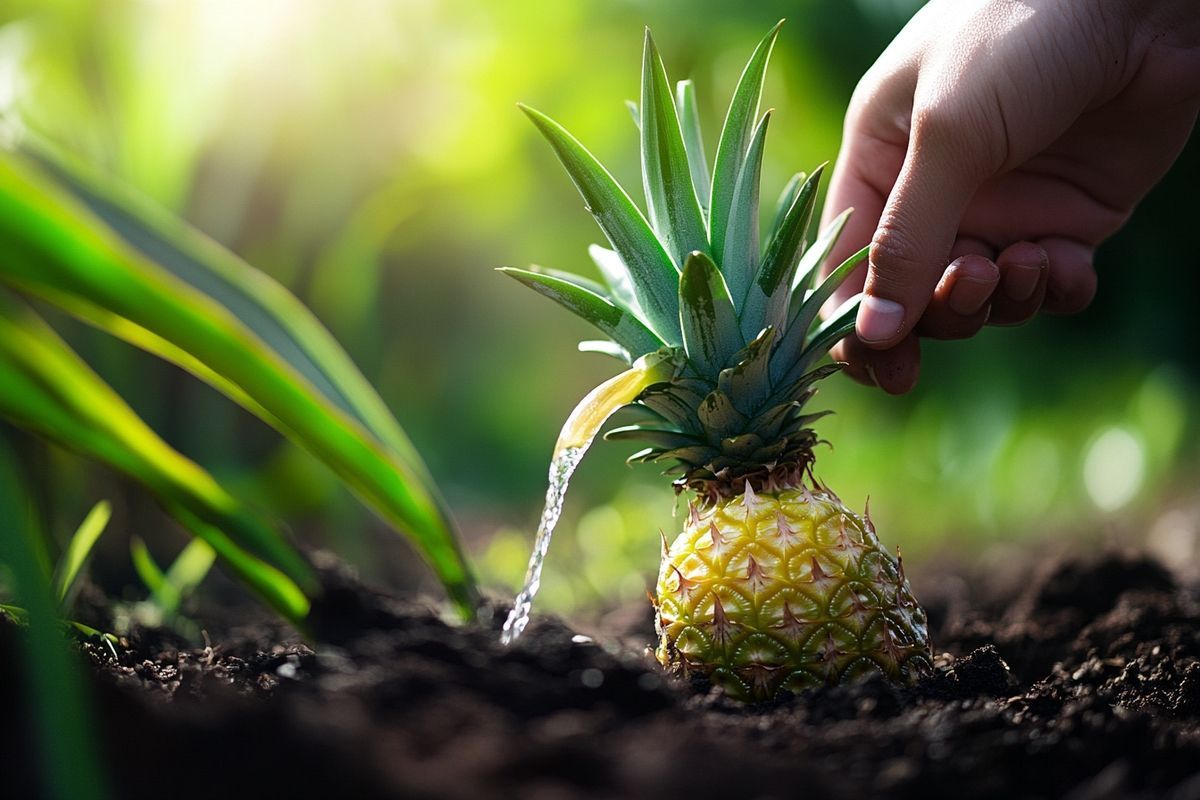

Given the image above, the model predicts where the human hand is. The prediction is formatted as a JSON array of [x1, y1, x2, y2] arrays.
[[821, 0, 1200, 392]]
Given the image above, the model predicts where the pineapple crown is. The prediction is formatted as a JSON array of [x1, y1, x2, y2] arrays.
[[501, 21, 866, 502]]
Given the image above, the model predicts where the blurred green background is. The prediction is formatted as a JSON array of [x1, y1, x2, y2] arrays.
[[1, 0, 1196, 619]]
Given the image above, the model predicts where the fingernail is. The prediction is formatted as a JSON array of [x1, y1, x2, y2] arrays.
[[948, 276, 993, 316], [1002, 263, 1040, 302], [863, 362, 879, 387], [856, 295, 905, 344]]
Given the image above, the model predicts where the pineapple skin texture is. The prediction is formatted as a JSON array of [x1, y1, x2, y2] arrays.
[[655, 486, 933, 701]]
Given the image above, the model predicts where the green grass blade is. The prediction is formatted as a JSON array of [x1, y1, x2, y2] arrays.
[[640, 31, 708, 265], [0, 439, 110, 800], [520, 104, 682, 345], [130, 536, 176, 611], [754, 165, 823, 330], [499, 267, 664, 356], [675, 80, 711, 216], [0, 302, 313, 621], [709, 21, 782, 260], [164, 537, 218, 600], [720, 110, 771, 327], [133, 534, 217, 616], [0, 149, 477, 617], [51, 500, 112, 606], [679, 251, 742, 374]]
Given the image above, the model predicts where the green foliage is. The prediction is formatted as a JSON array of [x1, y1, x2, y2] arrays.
[[640, 30, 708, 267], [748, 166, 823, 338], [721, 111, 771, 314], [131, 536, 216, 618], [0, 300, 313, 620], [773, 244, 868, 385], [516, 23, 861, 387], [708, 21, 782, 276], [497, 267, 663, 356], [51, 499, 111, 605], [0, 0, 1195, 622], [674, 80, 711, 215], [511, 21, 867, 491], [679, 252, 740, 375], [0, 440, 109, 800], [520, 105, 683, 344], [0, 143, 478, 617]]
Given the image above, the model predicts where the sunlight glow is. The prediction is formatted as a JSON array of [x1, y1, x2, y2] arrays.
[[1083, 427, 1145, 512]]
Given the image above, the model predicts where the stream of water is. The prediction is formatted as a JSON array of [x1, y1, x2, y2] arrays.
[[500, 445, 584, 645], [499, 355, 673, 645]]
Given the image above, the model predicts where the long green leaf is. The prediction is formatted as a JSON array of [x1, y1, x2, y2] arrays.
[[771, 246, 868, 383], [792, 206, 852, 296], [604, 425, 702, 450], [709, 20, 782, 258], [23, 146, 420, 468], [531, 266, 611, 298], [0, 302, 312, 621], [768, 172, 804, 245], [578, 339, 632, 364], [587, 244, 643, 316], [641, 30, 708, 265], [679, 251, 742, 374], [749, 165, 824, 337], [51, 500, 112, 605], [129, 536, 175, 614], [779, 294, 861, 387], [164, 537, 217, 598], [789, 245, 869, 342], [721, 110, 771, 326], [0, 147, 477, 616], [499, 267, 664, 356], [675, 80, 711, 215], [521, 105, 682, 344]]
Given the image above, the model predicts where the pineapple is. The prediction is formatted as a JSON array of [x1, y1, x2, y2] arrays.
[[502, 21, 932, 701]]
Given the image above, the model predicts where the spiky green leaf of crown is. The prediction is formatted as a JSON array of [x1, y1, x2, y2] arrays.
[[500, 21, 866, 501]]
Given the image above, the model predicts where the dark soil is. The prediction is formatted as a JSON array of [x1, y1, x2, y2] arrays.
[[4, 548, 1200, 800]]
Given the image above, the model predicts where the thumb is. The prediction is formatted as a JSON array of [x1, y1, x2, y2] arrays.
[[856, 110, 990, 349]]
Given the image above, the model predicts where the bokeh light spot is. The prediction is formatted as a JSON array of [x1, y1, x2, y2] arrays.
[[1083, 427, 1145, 512]]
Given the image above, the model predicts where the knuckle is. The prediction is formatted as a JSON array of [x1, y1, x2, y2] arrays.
[[910, 96, 1004, 175], [910, 101, 956, 143]]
